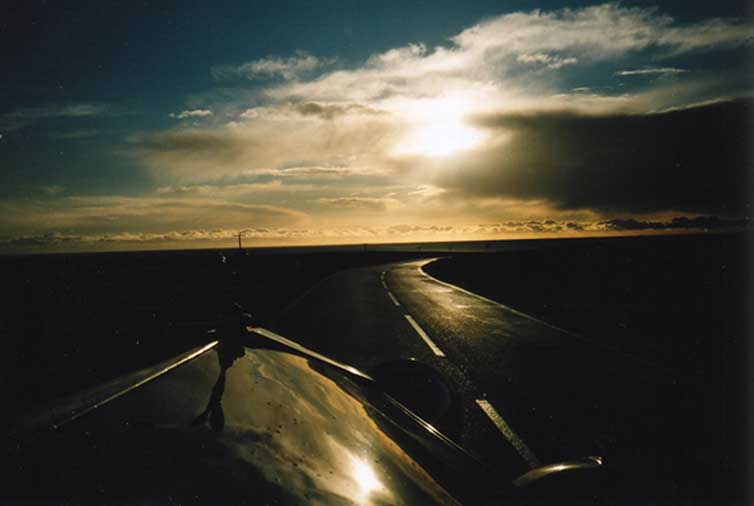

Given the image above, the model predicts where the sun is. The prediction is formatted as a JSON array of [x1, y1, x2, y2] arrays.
[[402, 120, 485, 157], [391, 96, 486, 158]]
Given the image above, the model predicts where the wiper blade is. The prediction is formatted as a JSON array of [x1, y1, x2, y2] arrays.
[[245, 326, 374, 382]]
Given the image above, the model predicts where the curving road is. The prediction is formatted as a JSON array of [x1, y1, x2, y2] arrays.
[[268, 257, 710, 500]]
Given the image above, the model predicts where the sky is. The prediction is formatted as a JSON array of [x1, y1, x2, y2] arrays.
[[1, 1, 752, 252]]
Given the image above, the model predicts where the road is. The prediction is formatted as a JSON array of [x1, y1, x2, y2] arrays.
[[268, 258, 726, 502]]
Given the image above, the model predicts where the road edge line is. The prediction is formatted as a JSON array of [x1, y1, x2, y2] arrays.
[[417, 259, 671, 373], [417, 260, 580, 338]]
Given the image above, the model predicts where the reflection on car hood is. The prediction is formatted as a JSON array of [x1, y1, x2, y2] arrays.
[[2, 337, 474, 505]]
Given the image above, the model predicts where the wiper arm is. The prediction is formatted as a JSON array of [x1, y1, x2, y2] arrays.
[[244, 326, 374, 382]]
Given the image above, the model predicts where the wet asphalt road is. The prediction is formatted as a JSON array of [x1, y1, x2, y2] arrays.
[[269, 258, 732, 503]]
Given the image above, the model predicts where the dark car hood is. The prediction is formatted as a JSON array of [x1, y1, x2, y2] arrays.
[[2, 332, 480, 505]]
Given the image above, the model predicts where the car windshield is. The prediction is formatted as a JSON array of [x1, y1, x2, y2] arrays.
[[2, 2, 752, 505]]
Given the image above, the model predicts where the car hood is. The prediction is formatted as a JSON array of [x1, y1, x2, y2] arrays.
[[2, 332, 484, 505]]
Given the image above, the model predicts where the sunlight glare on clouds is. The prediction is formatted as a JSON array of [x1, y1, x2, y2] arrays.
[[390, 95, 487, 157], [395, 119, 485, 157]]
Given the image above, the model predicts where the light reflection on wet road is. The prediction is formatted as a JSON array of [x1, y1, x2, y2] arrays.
[[270, 257, 703, 499]]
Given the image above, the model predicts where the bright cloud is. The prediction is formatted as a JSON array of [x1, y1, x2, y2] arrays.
[[135, 106, 406, 180], [615, 67, 689, 76], [517, 52, 579, 69], [212, 51, 326, 81], [170, 109, 213, 119], [450, 3, 752, 60], [272, 3, 751, 105]]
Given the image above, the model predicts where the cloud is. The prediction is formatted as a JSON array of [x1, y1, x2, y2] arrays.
[[3, 4, 750, 254], [451, 3, 752, 61], [1, 229, 237, 247], [237, 102, 383, 121], [170, 109, 213, 119], [0, 194, 307, 236], [263, 166, 352, 177], [30, 104, 108, 118], [435, 98, 753, 215], [212, 51, 326, 81], [0, 103, 109, 132], [4, 214, 747, 251], [317, 196, 402, 211], [615, 67, 689, 76], [40, 185, 65, 195], [133, 128, 249, 177], [153, 180, 324, 197], [134, 109, 403, 180], [66, 194, 305, 219], [287, 102, 384, 120], [460, 215, 752, 234], [4, 232, 84, 247], [271, 3, 752, 104], [141, 3, 752, 184], [600, 216, 751, 231], [517, 53, 578, 69], [124, 2, 752, 239], [50, 129, 100, 139], [155, 185, 204, 196]]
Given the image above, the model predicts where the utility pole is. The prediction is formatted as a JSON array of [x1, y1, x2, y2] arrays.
[[237, 229, 250, 251]]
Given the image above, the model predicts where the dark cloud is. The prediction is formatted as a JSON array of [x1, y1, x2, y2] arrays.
[[438, 99, 752, 216], [0, 104, 109, 132], [317, 196, 398, 211], [601, 215, 751, 231], [138, 129, 249, 166], [466, 216, 751, 234], [142, 129, 243, 154], [5, 233, 82, 246], [288, 102, 383, 120]]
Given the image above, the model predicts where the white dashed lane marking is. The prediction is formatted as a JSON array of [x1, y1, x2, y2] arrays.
[[475, 399, 541, 469], [386, 290, 401, 306], [404, 314, 446, 357], [383, 264, 545, 458], [380, 271, 398, 305], [382, 268, 442, 355]]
